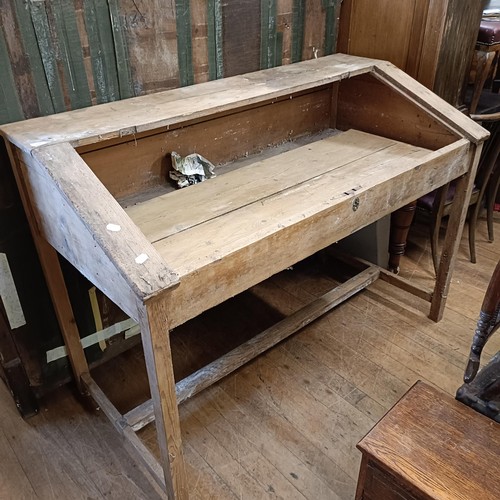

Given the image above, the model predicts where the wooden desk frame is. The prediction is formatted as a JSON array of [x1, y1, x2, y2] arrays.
[[0, 54, 488, 498]]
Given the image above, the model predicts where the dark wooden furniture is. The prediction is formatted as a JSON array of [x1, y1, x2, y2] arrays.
[[356, 381, 500, 500], [417, 117, 500, 272], [470, 18, 500, 113], [457, 258, 500, 420]]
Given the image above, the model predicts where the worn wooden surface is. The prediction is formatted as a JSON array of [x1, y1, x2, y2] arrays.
[[0, 55, 490, 497], [1, 54, 379, 151], [357, 381, 500, 500], [0, 218, 499, 499], [124, 130, 471, 328]]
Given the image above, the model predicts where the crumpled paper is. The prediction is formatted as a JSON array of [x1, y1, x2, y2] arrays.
[[169, 151, 216, 188]]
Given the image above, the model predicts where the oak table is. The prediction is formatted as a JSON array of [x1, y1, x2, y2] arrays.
[[356, 381, 500, 500]]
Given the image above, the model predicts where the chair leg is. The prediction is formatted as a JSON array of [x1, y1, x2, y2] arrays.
[[388, 201, 417, 274], [469, 205, 478, 264], [487, 170, 500, 242], [430, 213, 440, 275]]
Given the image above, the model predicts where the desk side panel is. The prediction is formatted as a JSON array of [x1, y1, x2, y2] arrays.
[[372, 62, 489, 144], [337, 73, 458, 150], [16, 144, 177, 320]]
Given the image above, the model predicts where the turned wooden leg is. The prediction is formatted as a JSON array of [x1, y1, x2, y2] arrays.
[[139, 297, 188, 499], [464, 259, 500, 382], [470, 50, 495, 114], [388, 201, 417, 274]]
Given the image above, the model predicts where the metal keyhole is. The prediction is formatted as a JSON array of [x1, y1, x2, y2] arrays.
[[352, 197, 360, 212]]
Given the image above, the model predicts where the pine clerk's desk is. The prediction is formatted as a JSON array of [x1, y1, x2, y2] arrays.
[[0, 54, 488, 498]]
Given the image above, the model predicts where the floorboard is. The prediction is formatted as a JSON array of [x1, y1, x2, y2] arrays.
[[1, 215, 499, 499]]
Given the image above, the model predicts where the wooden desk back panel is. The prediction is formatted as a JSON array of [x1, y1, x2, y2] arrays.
[[79, 87, 335, 200]]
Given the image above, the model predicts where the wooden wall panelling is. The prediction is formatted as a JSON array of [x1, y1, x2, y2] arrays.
[[222, 0, 261, 77], [302, 0, 326, 60], [338, 0, 415, 70], [0, 2, 40, 119], [119, 0, 179, 94], [0, 26, 23, 124], [416, 0, 449, 90], [433, 0, 486, 105], [190, 0, 209, 83], [0, 0, 341, 126], [277, 0, 293, 65], [83, 0, 130, 103], [338, 0, 485, 106]]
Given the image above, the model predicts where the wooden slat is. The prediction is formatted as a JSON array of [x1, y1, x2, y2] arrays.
[[175, 0, 194, 87], [0, 27, 24, 123], [10, 0, 54, 116], [28, 0, 66, 113], [51, 0, 91, 110], [83, 0, 121, 104], [330, 251, 433, 302], [125, 265, 380, 432], [190, 0, 209, 84], [0, 3, 40, 118], [117, 0, 179, 94], [302, 0, 325, 60]]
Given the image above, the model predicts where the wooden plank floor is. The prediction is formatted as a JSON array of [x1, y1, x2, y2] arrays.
[[1, 216, 500, 499]]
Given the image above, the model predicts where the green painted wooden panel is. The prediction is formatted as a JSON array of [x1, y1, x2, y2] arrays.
[[29, 1, 66, 113], [52, 0, 91, 109], [208, 0, 224, 79], [261, 0, 277, 69], [292, 0, 306, 63], [84, 0, 121, 103], [12, 0, 54, 116], [0, 28, 23, 124], [175, 0, 195, 86], [324, 0, 341, 56], [107, 0, 134, 100]]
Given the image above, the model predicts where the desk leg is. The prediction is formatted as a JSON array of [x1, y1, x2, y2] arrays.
[[5, 143, 89, 393], [430, 144, 483, 321], [139, 298, 188, 499]]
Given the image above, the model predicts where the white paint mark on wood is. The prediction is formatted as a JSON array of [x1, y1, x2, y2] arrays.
[[0, 253, 26, 330], [135, 253, 149, 264], [106, 223, 122, 232]]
